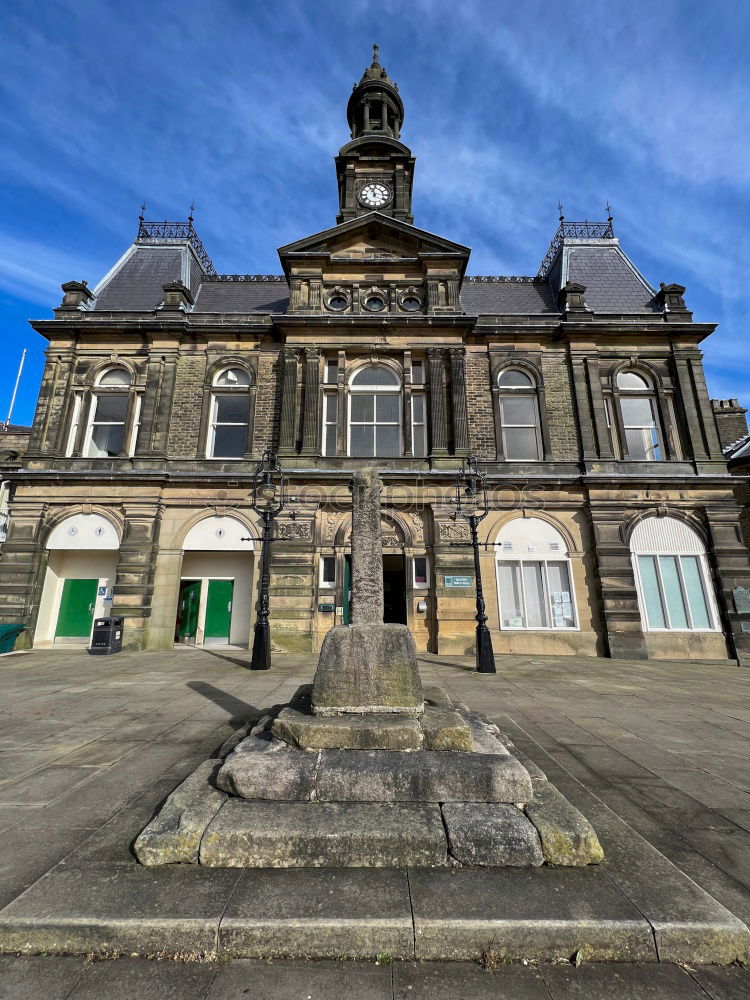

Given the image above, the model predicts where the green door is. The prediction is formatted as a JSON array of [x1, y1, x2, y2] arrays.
[[177, 580, 201, 641], [204, 579, 234, 641], [55, 578, 98, 638], [343, 556, 351, 625]]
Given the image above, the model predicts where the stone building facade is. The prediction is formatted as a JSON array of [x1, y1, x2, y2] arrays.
[[2, 49, 750, 665]]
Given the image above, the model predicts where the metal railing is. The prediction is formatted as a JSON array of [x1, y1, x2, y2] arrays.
[[137, 221, 216, 275], [537, 220, 615, 278]]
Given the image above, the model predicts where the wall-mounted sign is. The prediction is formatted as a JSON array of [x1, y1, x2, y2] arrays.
[[445, 575, 473, 588], [732, 587, 750, 614], [318, 603, 335, 613]]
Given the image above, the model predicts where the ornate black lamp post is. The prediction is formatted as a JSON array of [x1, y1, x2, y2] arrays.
[[453, 454, 496, 674], [248, 449, 286, 671]]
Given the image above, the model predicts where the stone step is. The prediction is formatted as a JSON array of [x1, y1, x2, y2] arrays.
[[199, 800, 448, 868]]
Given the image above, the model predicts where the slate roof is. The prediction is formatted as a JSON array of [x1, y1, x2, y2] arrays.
[[460, 280, 556, 314], [193, 280, 290, 314], [567, 246, 658, 313], [94, 246, 184, 311]]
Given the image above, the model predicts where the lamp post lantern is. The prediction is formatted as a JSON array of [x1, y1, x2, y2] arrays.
[[248, 449, 286, 670], [453, 454, 496, 674]]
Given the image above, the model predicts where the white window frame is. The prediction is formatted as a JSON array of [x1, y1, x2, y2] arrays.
[[495, 557, 578, 631], [347, 366, 402, 458], [319, 555, 337, 588], [616, 371, 663, 462], [411, 392, 427, 458], [322, 392, 338, 457], [84, 369, 133, 458], [207, 369, 252, 460], [413, 555, 430, 589], [65, 394, 83, 457], [497, 369, 543, 461]]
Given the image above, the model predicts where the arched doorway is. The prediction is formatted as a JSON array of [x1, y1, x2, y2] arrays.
[[36, 513, 120, 645], [177, 515, 255, 647]]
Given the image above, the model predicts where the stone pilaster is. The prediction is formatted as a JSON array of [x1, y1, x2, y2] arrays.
[[0, 501, 48, 647], [278, 347, 299, 455], [704, 505, 750, 667], [428, 348, 448, 455], [587, 503, 648, 661], [301, 347, 322, 456], [672, 350, 724, 467], [449, 348, 469, 455], [110, 503, 163, 651], [569, 351, 597, 461]]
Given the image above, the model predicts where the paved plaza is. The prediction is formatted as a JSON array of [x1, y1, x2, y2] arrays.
[[0, 647, 749, 997]]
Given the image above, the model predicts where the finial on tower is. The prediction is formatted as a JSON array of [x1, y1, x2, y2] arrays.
[[557, 201, 565, 222], [188, 200, 196, 224], [372, 42, 379, 65], [605, 201, 613, 225], [139, 202, 146, 223]]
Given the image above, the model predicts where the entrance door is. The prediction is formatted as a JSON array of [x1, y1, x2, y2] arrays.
[[383, 555, 407, 624], [176, 580, 201, 642], [204, 579, 234, 643], [55, 578, 98, 638]]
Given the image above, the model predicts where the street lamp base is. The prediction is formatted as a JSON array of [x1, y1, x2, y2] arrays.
[[250, 621, 272, 671], [476, 625, 496, 674]]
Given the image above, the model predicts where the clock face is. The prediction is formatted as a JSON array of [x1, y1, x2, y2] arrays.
[[359, 182, 391, 209]]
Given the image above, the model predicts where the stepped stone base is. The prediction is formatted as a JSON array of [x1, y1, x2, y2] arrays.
[[135, 683, 604, 870]]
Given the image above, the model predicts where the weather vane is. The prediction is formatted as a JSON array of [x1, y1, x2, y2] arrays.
[[139, 202, 146, 223], [557, 201, 564, 222], [188, 200, 196, 224]]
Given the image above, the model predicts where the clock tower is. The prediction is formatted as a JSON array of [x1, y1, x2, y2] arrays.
[[336, 45, 415, 225]]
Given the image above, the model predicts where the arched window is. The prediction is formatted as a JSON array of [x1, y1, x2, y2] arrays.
[[631, 517, 717, 631], [613, 370, 662, 461], [348, 366, 401, 457], [495, 517, 577, 630], [84, 368, 134, 458], [497, 369, 542, 460], [208, 368, 252, 458]]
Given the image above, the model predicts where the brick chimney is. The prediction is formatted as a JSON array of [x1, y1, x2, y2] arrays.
[[712, 398, 748, 449]]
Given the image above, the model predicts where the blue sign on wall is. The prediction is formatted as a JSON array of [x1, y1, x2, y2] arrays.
[[445, 575, 474, 588]]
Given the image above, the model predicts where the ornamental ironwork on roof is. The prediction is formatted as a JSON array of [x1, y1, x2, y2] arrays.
[[204, 274, 287, 282], [537, 220, 615, 279], [137, 220, 216, 275], [465, 276, 541, 283]]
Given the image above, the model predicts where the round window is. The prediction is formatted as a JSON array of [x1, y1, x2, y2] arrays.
[[327, 294, 348, 311], [363, 295, 386, 312], [401, 296, 421, 312]]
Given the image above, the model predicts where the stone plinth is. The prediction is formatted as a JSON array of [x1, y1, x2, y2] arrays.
[[312, 622, 423, 716]]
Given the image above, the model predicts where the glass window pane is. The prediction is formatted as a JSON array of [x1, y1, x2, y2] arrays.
[[213, 424, 247, 457], [414, 557, 428, 584], [350, 424, 374, 456], [412, 423, 427, 457], [522, 562, 548, 627], [99, 369, 131, 387], [325, 361, 338, 384], [350, 395, 374, 422], [621, 396, 656, 426], [94, 395, 128, 422], [412, 394, 425, 422], [498, 370, 532, 387], [547, 562, 575, 627], [89, 423, 124, 457], [638, 556, 667, 628], [497, 562, 524, 627], [215, 395, 250, 423], [617, 371, 649, 390], [324, 425, 337, 456], [376, 394, 399, 422], [658, 556, 689, 629], [625, 427, 660, 461], [215, 368, 250, 387], [322, 556, 336, 584], [352, 367, 399, 386], [501, 396, 537, 425], [325, 394, 338, 423], [503, 426, 539, 459], [680, 556, 711, 629], [376, 425, 400, 456], [411, 362, 424, 384]]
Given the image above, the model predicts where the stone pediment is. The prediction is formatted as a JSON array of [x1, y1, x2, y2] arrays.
[[278, 213, 470, 272]]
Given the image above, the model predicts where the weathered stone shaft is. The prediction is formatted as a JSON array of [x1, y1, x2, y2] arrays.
[[350, 467, 384, 625]]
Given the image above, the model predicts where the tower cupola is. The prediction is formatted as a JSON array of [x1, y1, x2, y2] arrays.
[[336, 45, 415, 225]]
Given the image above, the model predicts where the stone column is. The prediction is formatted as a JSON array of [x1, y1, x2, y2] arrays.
[[449, 348, 469, 455], [278, 348, 299, 455], [428, 349, 448, 455], [704, 505, 750, 667], [350, 468, 385, 625], [585, 356, 614, 459], [569, 351, 597, 460], [301, 347, 322, 456]]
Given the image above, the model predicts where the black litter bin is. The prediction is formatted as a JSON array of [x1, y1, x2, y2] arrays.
[[88, 616, 123, 655]]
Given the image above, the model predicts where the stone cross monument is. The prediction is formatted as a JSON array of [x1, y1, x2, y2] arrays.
[[312, 467, 423, 716]]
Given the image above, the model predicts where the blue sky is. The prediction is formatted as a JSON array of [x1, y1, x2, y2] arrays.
[[2, 0, 749, 425]]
